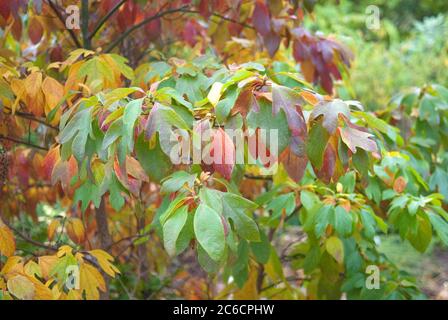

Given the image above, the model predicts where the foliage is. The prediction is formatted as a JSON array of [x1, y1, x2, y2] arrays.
[[0, 0, 447, 300]]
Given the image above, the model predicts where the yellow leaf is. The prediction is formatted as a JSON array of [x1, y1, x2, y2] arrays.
[[88, 249, 120, 278], [47, 219, 60, 241], [38, 255, 58, 279], [42, 76, 63, 124], [79, 263, 106, 300], [234, 265, 259, 300], [57, 245, 73, 258], [207, 82, 223, 107], [25, 71, 45, 116], [7, 275, 35, 300], [0, 219, 16, 257], [27, 276, 53, 300], [24, 261, 42, 278], [66, 218, 85, 244], [10, 78, 25, 114], [1, 256, 23, 275]]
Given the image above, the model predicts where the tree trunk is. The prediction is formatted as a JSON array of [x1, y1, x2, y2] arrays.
[[95, 197, 112, 299]]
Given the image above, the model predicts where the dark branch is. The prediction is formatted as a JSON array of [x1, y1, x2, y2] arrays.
[[4, 221, 57, 251], [81, 0, 91, 49], [47, 0, 83, 48], [188, 10, 255, 30], [104, 5, 191, 53], [0, 135, 49, 151], [89, 0, 127, 40]]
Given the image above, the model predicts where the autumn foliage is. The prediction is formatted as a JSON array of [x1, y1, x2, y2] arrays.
[[0, 0, 448, 300]]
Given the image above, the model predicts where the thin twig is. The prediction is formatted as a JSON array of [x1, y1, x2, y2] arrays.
[[89, 0, 127, 40], [5, 222, 57, 251], [3, 106, 59, 131], [104, 5, 191, 53], [0, 135, 49, 151]]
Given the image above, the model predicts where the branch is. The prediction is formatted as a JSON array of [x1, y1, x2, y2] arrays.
[[3, 106, 59, 131], [81, 0, 91, 49], [244, 174, 273, 181], [261, 276, 310, 292], [89, 0, 127, 40], [104, 5, 191, 53], [47, 0, 82, 48], [5, 221, 57, 252], [188, 10, 255, 30], [0, 135, 49, 151]]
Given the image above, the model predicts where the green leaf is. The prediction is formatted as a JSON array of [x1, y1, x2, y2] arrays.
[[325, 236, 344, 264], [160, 171, 196, 194], [315, 205, 333, 237], [122, 98, 143, 151], [250, 231, 271, 264], [163, 205, 189, 256], [428, 212, 448, 246], [73, 181, 101, 212], [266, 192, 296, 223], [307, 121, 330, 169], [197, 243, 221, 274], [246, 98, 291, 153], [194, 204, 226, 261], [310, 99, 350, 134], [407, 214, 432, 253], [135, 134, 172, 183], [222, 193, 260, 241], [334, 206, 353, 237]]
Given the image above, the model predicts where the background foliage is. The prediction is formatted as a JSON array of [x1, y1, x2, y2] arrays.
[[0, 0, 448, 300]]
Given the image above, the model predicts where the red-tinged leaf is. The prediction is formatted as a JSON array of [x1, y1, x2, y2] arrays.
[[320, 71, 333, 94], [28, 17, 43, 44], [339, 126, 378, 154], [49, 45, 63, 62], [301, 59, 315, 83], [126, 156, 149, 182], [232, 88, 254, 117], [114, 157, 141, 195], [11, 17, 22, 42], [252, 0, 271, 36], [313, 144, 336, 183], [0, 1, 11, 20], [248, 128, 276, 168], [264, 32, 281, 57], [145, 103, 161, 139], [117, 1, 137, 32], [211, 128, 235, 180], [42, 146, 60, 180], [293, 39, 311, 61], [51, 156, 78, 192], [279, 147, 308, 183], [183, 20, 200, 47], [271, 84, 306, 137], [198, 0, 210, 19], [144, 10, 161, 41]]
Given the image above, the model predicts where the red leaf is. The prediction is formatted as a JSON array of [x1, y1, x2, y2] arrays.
[[264, 32, 281, 57], [42, 145, 60, 181], [252, 0, 271, 36], [279, 147, 308, 183], [28, 17, 43, 44], [313, 144, 336, 183], [210, 128, 235, 180]]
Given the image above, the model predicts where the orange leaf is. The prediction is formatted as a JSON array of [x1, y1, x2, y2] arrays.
[[0, 219, 15, 257], [66, 218, 85, 244]]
